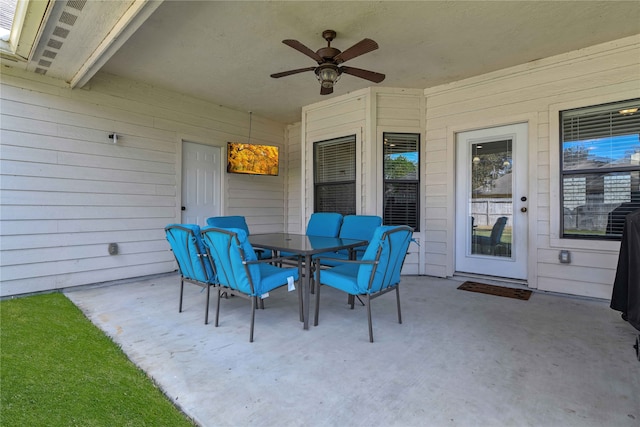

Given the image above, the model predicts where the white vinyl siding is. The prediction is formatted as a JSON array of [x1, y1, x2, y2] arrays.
[[375, 90, 425, 275], [285, 122, 302, 233], [424, 34, 640, 298], [0, 69, 286, 296], [302, 93, 367, 220], [301, 88, 424, 275], [3, 34, 639, 299]]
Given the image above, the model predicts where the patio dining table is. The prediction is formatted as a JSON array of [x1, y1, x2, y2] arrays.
[[248, 233, 368, 330]]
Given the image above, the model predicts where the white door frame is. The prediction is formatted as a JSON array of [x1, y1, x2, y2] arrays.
[[455, 123, 529, 280]]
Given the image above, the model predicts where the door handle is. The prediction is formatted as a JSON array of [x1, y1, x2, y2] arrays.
[[520, 207, 527, 213], [181, 206, 186, 211]]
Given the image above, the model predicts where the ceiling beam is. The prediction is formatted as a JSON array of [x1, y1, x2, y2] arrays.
[[69, 0, 164, 89]]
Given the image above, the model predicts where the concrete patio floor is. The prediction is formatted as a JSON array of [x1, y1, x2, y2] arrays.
[[65, 273, 639, 427]]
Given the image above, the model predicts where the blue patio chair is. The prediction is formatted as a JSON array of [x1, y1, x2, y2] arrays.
[[201, 227, 300, 342], [206, 215, 272, 259], [280, 212, 344, 260], [315, 214, 382, 267], [313, 225, 414, 342], [165, 224, 217, 324]]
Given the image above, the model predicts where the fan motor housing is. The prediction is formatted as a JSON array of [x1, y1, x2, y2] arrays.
[[316, 47, 340, 61]]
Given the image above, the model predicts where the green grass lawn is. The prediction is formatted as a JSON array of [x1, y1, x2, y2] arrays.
[[473, 226, 513, 244], [1, 293, 196, 427]]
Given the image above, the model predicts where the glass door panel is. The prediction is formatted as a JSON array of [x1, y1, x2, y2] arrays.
[[470, 139, 513, 258]]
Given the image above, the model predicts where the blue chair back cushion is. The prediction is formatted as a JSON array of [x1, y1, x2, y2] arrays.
[[314, 215, 383, 266], [165, 224, 215, 283], [206, 216, 273, 259], [201, 227, 299, 297], [206, 216, 250, 233], [306, 212, 343, 237], [337, 215, 382, 257], [339, 215, 382, 240], [358, 226, 412, 292], [201, 227, 257, 295]]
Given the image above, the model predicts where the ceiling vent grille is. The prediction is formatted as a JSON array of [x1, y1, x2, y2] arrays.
[[58, 11, 77, 26], [42, 50, 57, 59], [66, 0, 86, 12], [31, 1, 87, 75], [47, 39, 62, 49], [46, 39, 63, 49], [52, 26, 69, 38]]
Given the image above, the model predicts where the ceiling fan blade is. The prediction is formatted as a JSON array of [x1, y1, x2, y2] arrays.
[[282, 39, 323, 63], [333, 38, 378, 63], [320, 86, 333, 95], [270, 67, 316, 78], [340, 66, 385, 83]]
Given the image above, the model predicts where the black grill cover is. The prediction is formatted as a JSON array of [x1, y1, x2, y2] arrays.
[[610, 209, 640, 332]]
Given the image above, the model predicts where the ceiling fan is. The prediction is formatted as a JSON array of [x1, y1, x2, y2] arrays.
[[270, 29, 385, 95]]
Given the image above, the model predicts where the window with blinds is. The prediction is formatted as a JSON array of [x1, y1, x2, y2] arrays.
[[0, 0, 17, 41], [560, 98, 640, 239], [383, 132, 420, 230], [314, 135, 356, 215]]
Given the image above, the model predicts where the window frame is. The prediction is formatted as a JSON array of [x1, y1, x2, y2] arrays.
[[558, 98, 640, 241], [0, 0, 49, 59], [313, 134, 357, 215], [382, 132, 420, 231]]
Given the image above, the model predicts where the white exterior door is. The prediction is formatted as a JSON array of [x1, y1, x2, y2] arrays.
[[455, 123, 529, 280], [181, 142, 221, 226]]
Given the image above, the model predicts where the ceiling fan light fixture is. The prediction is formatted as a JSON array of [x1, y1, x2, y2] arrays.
[[317, 66, 340, 88], [273, 30, 382, 95]]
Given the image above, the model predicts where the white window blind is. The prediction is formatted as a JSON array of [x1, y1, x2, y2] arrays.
[[560, 99, 640, 239], [0, 0, 18, 40], [383, 132, 419, 230], [314, 136, 356, 183], [314, 135, 356, 214]]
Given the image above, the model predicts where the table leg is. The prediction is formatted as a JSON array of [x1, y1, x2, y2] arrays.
[[298, 257, 303, 322], [303, 254, 311, 330]]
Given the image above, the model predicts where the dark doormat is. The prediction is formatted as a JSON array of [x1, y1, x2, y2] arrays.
[[458, 281, 532, 300]]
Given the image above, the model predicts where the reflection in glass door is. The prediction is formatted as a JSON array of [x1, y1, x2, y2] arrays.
[[455, 123, 528, 280], [470, 139, 513, 258]]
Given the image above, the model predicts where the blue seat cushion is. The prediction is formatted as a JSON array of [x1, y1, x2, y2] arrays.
[[257, 263, 299, 294], [318, 263, 362, 294]]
